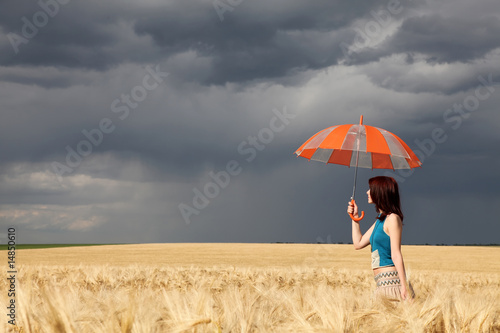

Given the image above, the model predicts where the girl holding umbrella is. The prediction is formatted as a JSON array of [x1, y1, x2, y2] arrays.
[[348, 176, 414, 301], [294, 116, 419, 301]]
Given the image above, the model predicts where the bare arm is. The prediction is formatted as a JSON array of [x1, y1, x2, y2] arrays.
[[348, 200, 375, 250], [386, 214, 411, 299], [352, 221, 375, 250]]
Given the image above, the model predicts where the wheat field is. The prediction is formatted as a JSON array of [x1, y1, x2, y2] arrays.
[[1, 244, 499, 332]]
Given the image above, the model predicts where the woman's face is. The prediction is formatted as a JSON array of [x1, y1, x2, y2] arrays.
[[367, 189, 373, 204]]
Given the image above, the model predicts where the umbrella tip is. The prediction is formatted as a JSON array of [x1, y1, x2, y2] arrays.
[[360, 115, 363, 125]]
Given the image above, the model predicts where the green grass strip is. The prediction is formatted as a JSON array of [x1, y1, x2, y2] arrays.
[[0, 244, 122, 250]]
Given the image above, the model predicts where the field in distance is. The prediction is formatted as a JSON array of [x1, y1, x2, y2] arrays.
[[10, 243, 500, 273], [1, 244, 498, 332]]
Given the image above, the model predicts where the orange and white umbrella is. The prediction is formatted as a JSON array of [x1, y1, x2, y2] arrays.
[[294, 115, 421, 221]]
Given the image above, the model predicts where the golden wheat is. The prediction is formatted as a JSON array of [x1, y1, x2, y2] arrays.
[[1, 244, 499, 332]]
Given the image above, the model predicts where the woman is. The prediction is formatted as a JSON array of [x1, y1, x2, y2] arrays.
[[347, 176, 413, 301]]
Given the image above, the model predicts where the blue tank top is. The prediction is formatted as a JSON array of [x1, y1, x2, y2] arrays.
[[369, 215, 394, 269]]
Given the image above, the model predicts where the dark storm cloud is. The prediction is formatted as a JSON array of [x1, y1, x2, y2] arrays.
[[390, 15, 500, 62], [0, 65, 100, 88], [3, 0, 499, 88], [0, 0, 165, 71], [358, 54, 500, 95], [1, 0, 401, 84], [0, 73, 301, 191], [1, 0, 499, 245], [132, 0, 394, 84], [351, 14, 500, 67]]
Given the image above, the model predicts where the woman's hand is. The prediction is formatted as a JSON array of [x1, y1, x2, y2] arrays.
[[347, 200, 359, 220], [400, 284, 414, 302], [400, 285, 408, 300]]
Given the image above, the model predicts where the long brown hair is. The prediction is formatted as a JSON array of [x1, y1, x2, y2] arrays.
[[368, 176, 403, 222]]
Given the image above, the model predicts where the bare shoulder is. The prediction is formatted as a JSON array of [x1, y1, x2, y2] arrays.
[[385, 213, 402, 228]]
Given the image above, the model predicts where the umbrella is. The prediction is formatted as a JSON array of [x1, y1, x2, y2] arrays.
[[294, 115, 422, 221]]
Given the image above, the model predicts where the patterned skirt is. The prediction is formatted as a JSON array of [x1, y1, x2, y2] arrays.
[[373, 271, 403, 301]]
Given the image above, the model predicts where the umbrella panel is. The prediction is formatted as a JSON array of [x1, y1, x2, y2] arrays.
[[309, 148, 415, 169]]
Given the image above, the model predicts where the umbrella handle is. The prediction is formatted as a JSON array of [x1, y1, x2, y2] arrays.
[[349, 199, 365, 222]]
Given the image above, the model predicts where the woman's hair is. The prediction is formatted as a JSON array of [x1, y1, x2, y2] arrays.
[[368, 176, 403, 222]]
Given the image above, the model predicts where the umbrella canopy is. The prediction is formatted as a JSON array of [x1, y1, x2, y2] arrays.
[[294, 115, 421, 221], [295, 115, 422, 170]]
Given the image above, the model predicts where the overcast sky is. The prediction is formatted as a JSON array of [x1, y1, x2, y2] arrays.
[[1, 0, 499, 245]]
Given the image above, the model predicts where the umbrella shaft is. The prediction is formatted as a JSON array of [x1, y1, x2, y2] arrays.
[[351, 139, 361, 200], [351, 163, 359, 199]]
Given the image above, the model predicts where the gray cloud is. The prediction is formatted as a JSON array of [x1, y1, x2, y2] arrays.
[[357, 52, 500, 95], [390, 15, 500, 62], [350, 13, 500, 68], [1, 0, 406, 84], [0, 0, 499, 245]]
